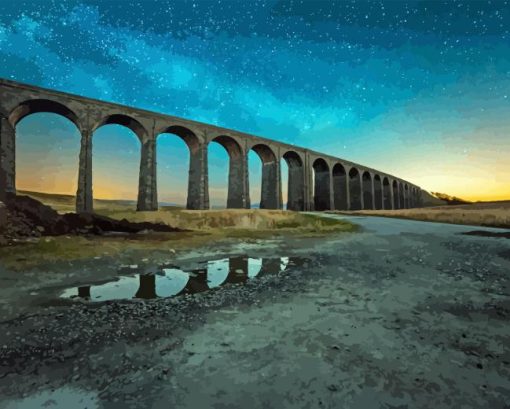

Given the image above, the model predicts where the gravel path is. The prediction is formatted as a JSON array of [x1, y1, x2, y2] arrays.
[[0, 215, 509, 409]]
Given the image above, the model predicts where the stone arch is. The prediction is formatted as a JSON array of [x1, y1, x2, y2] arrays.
[[4, 99, 82, 203], [362, 171, 373, 210], [349, 167, 362, 210], [8, 99, 81, 129], [249, 144, 279, 209], [93, 114, 147, 141], [398, 181, 405, 209], [210, 135, 247, 208], [382, 177, 392, 209], [374, 174, 383, 210], [282, 150, 304, 211], [210, 135, 243, 159], [332, 163, 348, 210], [157, 125, 200, 152], [91, 114, 145, 209], [156, 125, 205, 209], [251, 143, 276, 163], [312, 158, 330, 211], [404, 184, 410, 209]]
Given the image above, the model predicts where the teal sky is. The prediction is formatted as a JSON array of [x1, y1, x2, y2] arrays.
[[2, 0, 509, 203]]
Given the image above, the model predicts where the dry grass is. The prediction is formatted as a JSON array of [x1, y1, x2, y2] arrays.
[[2, 191, 356, 269], [17, 190, 138, 214], [330, 201, 510, 228], [99, 207, 348, 232], [18, 190, 355, 234]]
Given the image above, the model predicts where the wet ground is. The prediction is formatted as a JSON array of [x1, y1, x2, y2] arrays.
[[0, 214, 509, 408]]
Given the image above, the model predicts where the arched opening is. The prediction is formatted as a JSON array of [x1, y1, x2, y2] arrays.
[[93, 114, 146, 137], [392, 180, 399, 209], [312, 158, 330, 211], [374, 174, 383, 210], [209, 135, 246, 209], [282, 150, 304, 211], [248, 150, 261, 208], [332, 163, 348, 210], [404, 184, 410, 209], [280, 158, 289, 210], [207, 258, 229, 287], [157, 268, 195, 297], [208, 141, 229, 209], [249, 144, 279, 209], [157, 126, 200, 209], [8, 99, 81, 210], [362, 171, 373, 210], [398, 182, 405, 209], [349, 167, 362, 210], [383, 177, 392, 209], [92, 114, 145, 209], [9, 99, 80, 128]]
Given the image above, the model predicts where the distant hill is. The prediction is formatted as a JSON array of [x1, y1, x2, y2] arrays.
[[17, 190, 184, 212], [431, 192, 472, 205], [13, 189, 482, 211]]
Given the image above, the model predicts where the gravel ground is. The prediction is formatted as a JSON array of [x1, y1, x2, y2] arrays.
[[0, 214, 509, 409]]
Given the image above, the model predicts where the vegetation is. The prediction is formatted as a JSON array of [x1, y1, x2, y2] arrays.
[[17, 190, 355, 235], [1, 191, 357, 269], [330, 201, 510, 229], [430, 192, 472, 205]]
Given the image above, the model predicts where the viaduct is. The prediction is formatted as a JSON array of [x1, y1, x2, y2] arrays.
[[0, 79, 422, 213]]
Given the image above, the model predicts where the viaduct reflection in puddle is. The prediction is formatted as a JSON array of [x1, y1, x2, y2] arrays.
[[61, 256, 299, 302]]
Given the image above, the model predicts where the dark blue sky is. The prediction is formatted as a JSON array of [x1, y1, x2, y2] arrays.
[[1, 0, 509, 202]]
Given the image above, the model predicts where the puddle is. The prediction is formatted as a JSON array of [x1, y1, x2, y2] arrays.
[[0, 386, 99, 409], [60, 256, 298, 302]]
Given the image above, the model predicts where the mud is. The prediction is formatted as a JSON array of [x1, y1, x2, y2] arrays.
[[0, 214, 509, 408]]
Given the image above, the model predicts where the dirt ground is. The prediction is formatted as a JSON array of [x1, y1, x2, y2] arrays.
[[0, 214, 509, 408], [331, 200, 510, 228]]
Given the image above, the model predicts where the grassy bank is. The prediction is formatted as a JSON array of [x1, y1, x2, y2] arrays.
[[2, 191, 356, 269], [1, 211, 354, 269], [18, 190, 355, 234], [329, 200, 510, 229]]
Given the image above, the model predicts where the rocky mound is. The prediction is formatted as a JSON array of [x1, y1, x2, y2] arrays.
[[0, 194, 182, 244]]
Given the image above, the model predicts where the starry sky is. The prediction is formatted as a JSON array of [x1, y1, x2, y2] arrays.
[[1, 0, 509, 205]]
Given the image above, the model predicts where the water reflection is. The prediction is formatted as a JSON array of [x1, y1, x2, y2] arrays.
[[60, 256, 301, 302], [207, 259, 229, 288]]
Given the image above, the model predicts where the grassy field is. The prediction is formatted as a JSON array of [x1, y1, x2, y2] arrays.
[[330, 201, 510, 229], [2, 191, 356, 269], [18, 190, 354, 233], [17, 190, 140, 213]]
